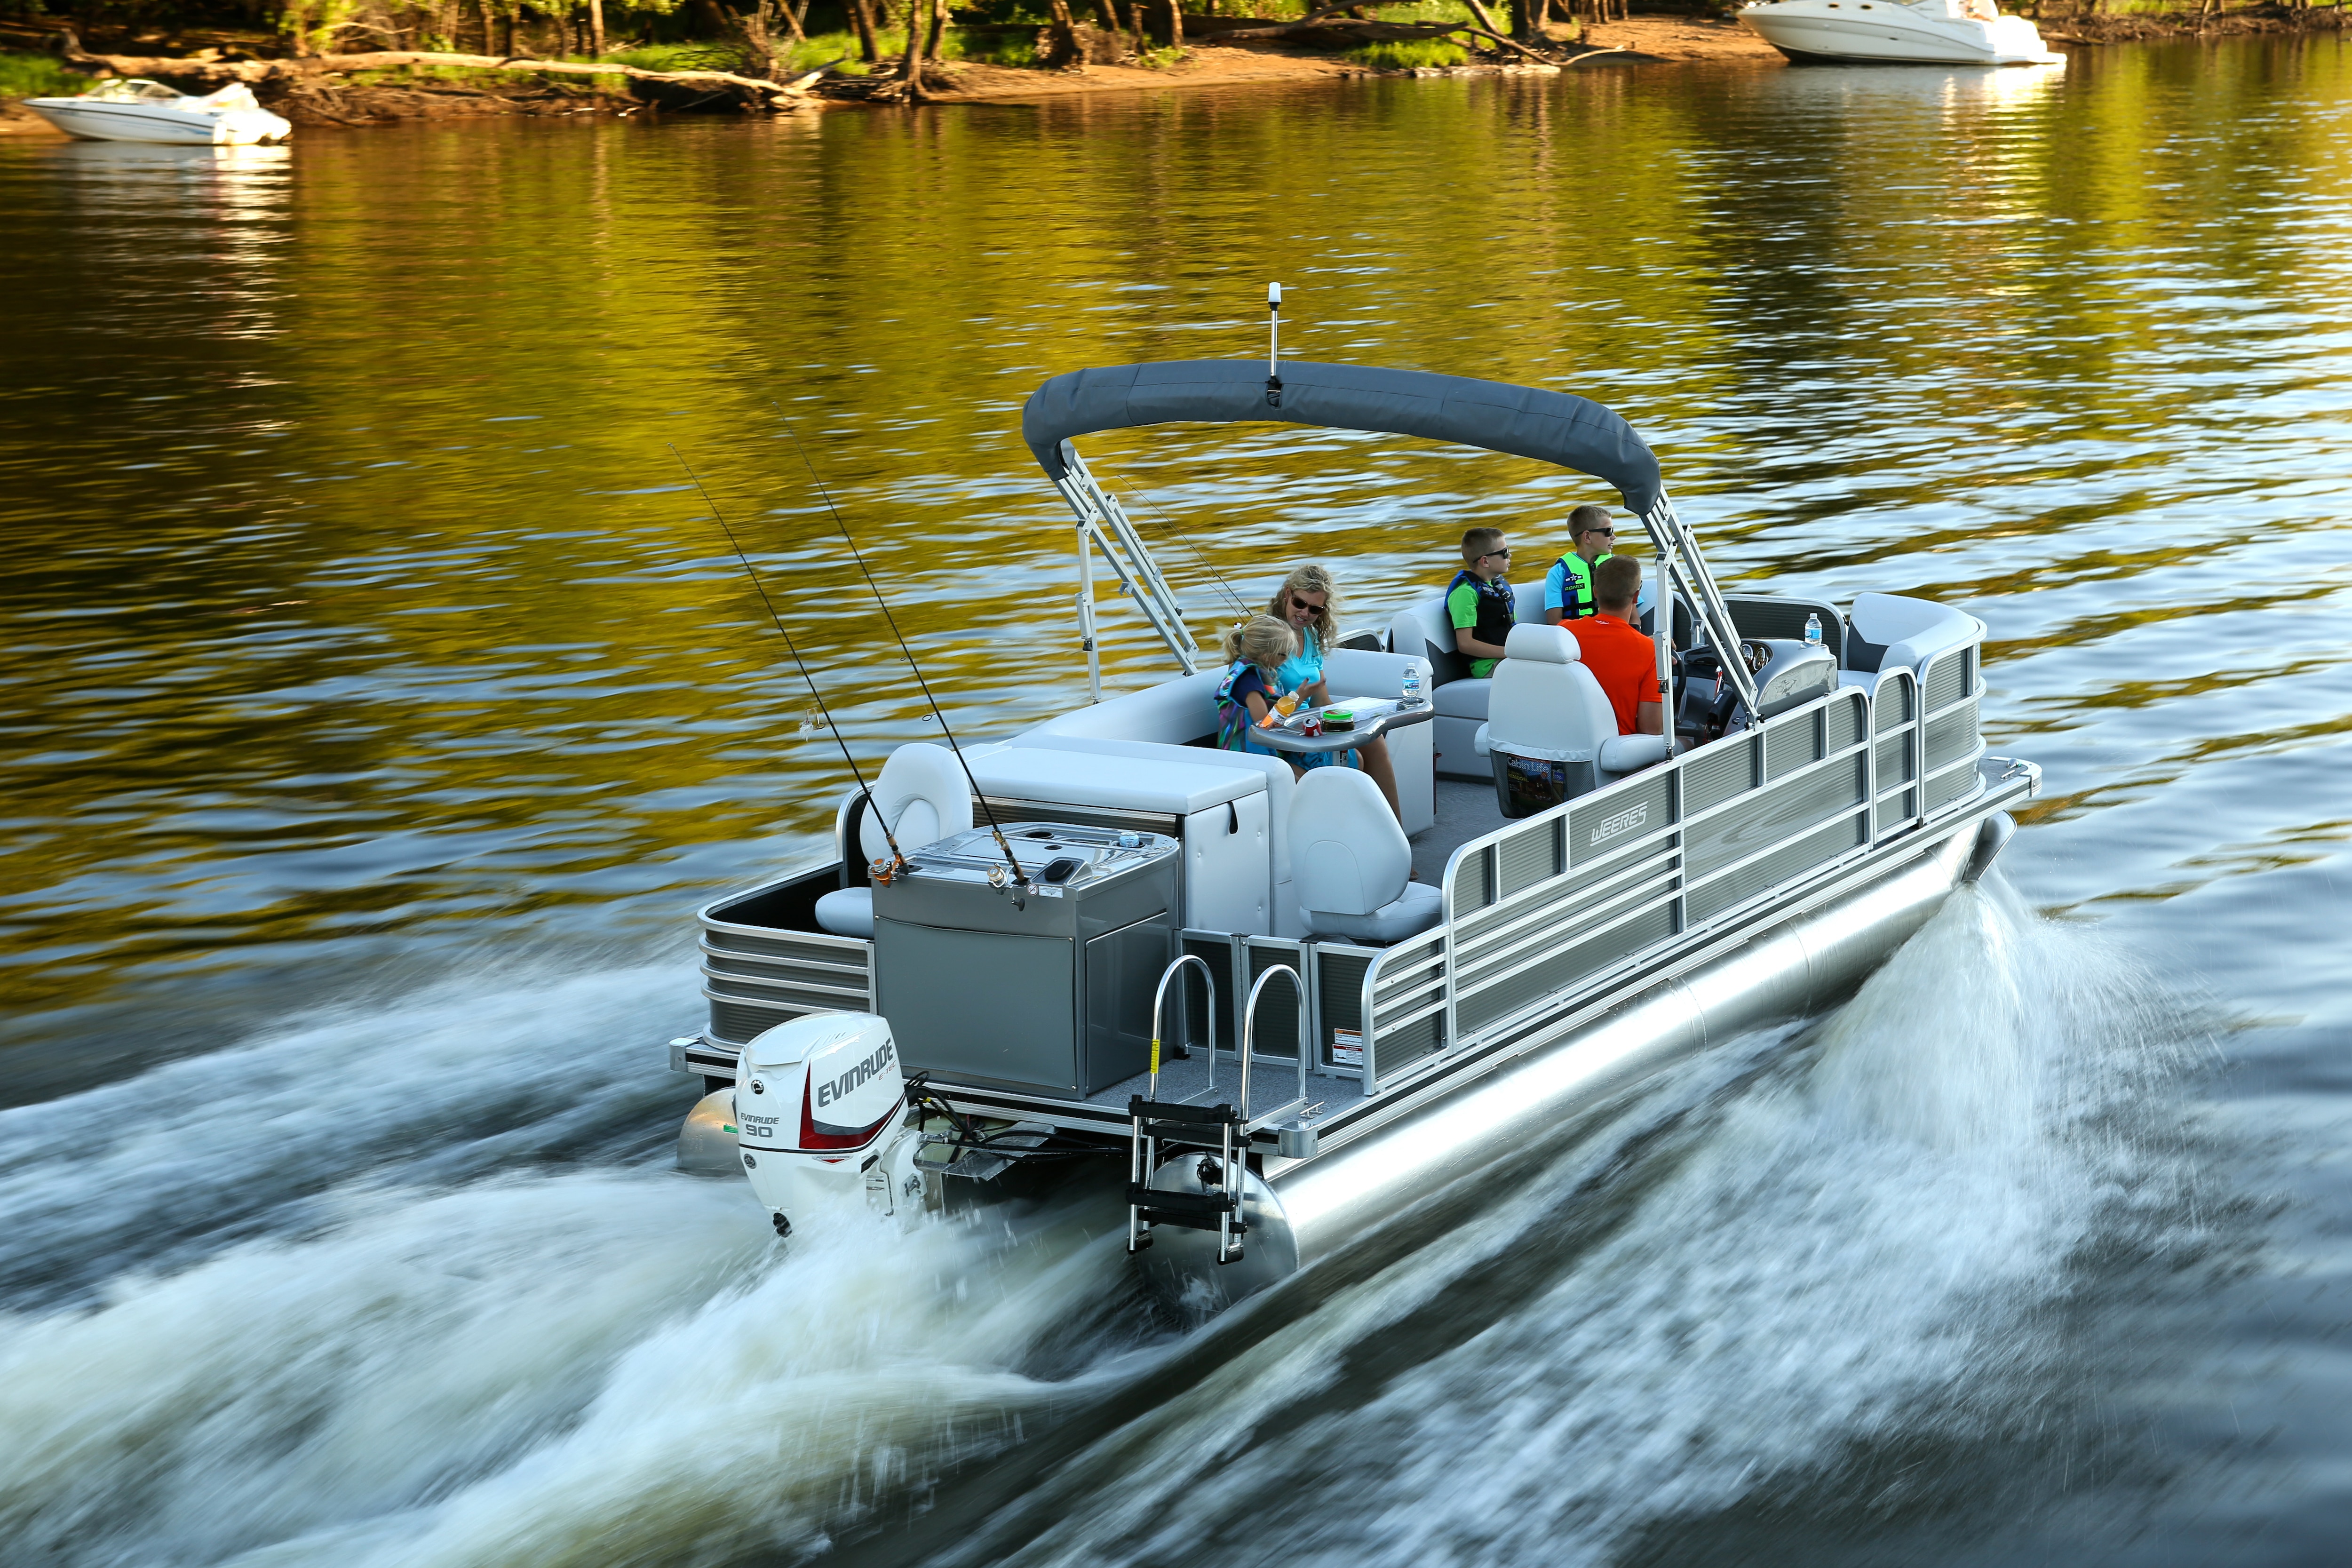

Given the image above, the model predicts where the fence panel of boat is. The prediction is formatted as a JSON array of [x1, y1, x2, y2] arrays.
[[1341, 645, 1980, 1094]]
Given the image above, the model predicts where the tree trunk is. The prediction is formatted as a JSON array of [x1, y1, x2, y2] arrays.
[[587, 0, 605, 56], [788, 0, 810, 40], [897, 0, 926, 93], [1460, 0, 1508, 35], [1128, 0, 1148, 45], [1510, 0, 1535, 43], [1167, 0, 1184, 47], [849, 0, 880, 60], [1094, 0, 1121, 31], [922, 0, 946, 60]]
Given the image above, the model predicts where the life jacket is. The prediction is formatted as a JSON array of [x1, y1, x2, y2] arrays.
[[1446, 569, 1515, 652], [1213, 660, 1272, 751], [1550, 549, 1613, 621]]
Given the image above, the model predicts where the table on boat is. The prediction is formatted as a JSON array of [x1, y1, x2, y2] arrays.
[[1247, 697, 1433, 757]]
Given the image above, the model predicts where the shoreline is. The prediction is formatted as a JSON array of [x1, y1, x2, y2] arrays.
[[4, 8, 2345, 137]]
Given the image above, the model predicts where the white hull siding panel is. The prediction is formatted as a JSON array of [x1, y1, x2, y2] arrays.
[[1739, 1, 2062, 65]]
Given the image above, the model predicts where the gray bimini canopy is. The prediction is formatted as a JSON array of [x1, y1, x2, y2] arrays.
[[1021, 358, 1664, 517]]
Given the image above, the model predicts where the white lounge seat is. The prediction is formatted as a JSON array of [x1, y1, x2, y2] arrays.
[[815, 743, 975, 937], [1474, 623, 1661, 815], [1290, 767, 1443, 944], [1846, 592, 1984, 679]]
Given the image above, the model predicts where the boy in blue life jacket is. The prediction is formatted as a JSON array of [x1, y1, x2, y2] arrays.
[[1446, 526, 1514, 677]]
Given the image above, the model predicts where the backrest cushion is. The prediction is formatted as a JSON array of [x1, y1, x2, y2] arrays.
[[1389, 597, 1471, 687], [1486, 648, 1619, 763], [860, 742, 974, 863], [1504, 622, 1581, 665], [1289, 767, 1410, 917], [1033, 670, 1225, 744], [1850, 592, 1980, 677]]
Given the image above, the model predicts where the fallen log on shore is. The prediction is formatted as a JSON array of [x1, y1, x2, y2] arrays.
[[56, 41, 818, 112]]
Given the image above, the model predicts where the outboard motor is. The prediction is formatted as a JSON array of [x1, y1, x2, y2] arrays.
[[732, 1012, 924, 1236]]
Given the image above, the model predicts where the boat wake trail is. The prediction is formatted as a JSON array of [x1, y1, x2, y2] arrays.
[[0, 1170, 1141, 1568], [0, 956, 704, 1310], [0, 952, 1151, 1568], [931, 879, 2215, 1568], [0, 888, 2214, 1568]]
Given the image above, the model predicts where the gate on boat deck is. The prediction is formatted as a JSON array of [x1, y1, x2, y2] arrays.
[[1339, 644, 1982, 1096]]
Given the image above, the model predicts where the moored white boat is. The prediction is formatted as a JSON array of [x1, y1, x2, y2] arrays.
[[1740, 0, 2063, 65], [664, 339, 2042, 1320], [23, 78, 293, 145]]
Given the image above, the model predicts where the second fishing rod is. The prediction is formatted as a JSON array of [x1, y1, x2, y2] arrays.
[[775, 414, 1032, 895]]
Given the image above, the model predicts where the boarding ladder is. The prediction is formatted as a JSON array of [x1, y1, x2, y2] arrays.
[[1127, 958, 1306, 1265]]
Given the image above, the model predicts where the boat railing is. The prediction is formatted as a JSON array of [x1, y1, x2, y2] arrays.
[[1349, 638, 1986, 1084]]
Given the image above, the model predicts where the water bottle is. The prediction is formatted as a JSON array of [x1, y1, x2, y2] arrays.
[[1804, 613, 1822, 648], [1402, 666, 1422, 708]]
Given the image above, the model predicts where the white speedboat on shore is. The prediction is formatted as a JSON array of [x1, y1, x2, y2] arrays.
[[664, 344, 2039, 1319], [1740, 0, 2063, 65], [23, 78, 292, 145]]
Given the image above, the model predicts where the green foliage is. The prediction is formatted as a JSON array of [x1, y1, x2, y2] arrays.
[[0, 51, 88, 99], [1343, 37, 1469, 67], [279, 0, 362, 55], [1359, 0, 1486, 20], [956, 29, 1039, 65], [606, 41, 752, 71], [1134, 43, 1187, 67]]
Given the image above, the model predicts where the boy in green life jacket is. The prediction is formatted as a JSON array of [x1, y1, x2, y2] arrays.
[[1544, 503, 1616, 625], [1446, 526, 1515, 678]]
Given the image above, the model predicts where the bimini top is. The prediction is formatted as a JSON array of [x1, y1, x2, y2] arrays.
[[1021, 358, 1664, 516]]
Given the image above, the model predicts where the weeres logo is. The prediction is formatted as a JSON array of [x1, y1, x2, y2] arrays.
[[1590, 802, 1648, 847]]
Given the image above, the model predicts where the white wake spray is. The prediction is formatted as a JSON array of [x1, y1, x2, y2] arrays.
[[0, 954, 1141, 1568], [972, 878, 2205, 1568]]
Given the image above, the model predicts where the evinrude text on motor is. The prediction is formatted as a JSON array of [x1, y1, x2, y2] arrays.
[[666, 330, 2039, 1319]]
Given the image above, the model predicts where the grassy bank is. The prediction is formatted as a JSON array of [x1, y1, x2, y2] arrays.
[[0, 50, 88, 98]]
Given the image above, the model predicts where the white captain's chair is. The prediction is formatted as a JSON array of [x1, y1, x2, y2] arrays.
[[814, 742, 974, 938], [1475, 624, 1667, 812], [1290, 767, 1443, 944]]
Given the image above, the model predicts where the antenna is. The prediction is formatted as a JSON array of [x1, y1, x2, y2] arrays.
[[772, 413, 1030, 893], [669, 445, 907, 877], [1265, 281, 1284, 407]]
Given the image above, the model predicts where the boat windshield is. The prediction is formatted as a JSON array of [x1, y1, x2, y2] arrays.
[[82, 78, 184, 102]]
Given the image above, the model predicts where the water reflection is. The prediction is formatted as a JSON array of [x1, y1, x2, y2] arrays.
[[0, 34, 2348, 1568], [0, 44, 2347, 1076]]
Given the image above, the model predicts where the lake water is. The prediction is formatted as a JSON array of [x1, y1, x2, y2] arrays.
[[3, 37, 2350, 1567]]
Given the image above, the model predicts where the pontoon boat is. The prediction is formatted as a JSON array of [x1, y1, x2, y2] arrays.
[[667, 357, 2039, 1316]]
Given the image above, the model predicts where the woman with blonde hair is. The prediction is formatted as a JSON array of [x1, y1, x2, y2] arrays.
[[1263, 564, 1403, 820]]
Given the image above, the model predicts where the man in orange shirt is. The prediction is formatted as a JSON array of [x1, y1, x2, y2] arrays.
[[1566, 556, 1663, 736]]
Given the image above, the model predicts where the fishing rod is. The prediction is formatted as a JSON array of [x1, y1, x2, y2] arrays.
[[669, 444, 909, 881], [771, 410, 1031, 893], [1115, 474, 1253, 621]]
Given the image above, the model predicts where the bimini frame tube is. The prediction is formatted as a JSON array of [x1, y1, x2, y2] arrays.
[[1049, 440, 1200, 697], [1642, 490, 1760, 714]]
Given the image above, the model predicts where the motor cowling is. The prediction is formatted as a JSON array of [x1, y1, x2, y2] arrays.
[[733, 1012, 913, 1233]]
